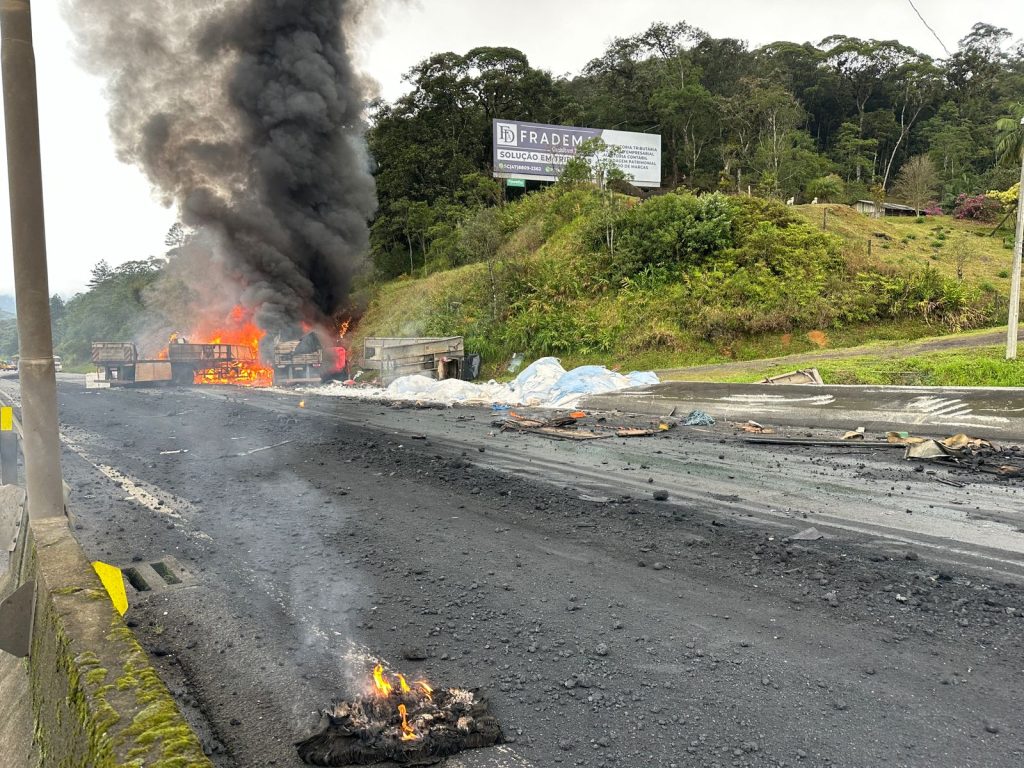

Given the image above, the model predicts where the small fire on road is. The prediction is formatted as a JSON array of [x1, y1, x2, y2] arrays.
[[296, 664, 502, 766]]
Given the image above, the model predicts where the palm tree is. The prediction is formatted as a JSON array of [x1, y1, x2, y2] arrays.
[[995, 103, 1024, 165]]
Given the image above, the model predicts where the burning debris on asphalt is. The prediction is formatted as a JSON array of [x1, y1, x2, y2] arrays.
[[296, 665, 502, 766]]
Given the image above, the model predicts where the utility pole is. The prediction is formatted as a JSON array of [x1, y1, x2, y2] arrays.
[[1, 0, 64, 518], [1006, 116, 1024, 361]]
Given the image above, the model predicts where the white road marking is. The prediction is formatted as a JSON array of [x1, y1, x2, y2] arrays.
[[60, 433, 212, 541], [718, 393, 837, 405]]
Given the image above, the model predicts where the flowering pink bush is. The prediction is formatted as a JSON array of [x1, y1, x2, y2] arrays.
[[953, 193, 1000, 222], [923, 202, 944, 216]]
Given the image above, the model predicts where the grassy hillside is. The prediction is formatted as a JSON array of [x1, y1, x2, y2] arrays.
[[354, 188, 1013, 376], [792, 204, 1015, 286]]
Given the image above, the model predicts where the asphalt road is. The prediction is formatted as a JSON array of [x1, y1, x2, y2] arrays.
[[3, 375, 1024, 768]]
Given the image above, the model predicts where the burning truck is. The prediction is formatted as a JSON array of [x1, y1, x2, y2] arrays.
[[91, 316, 347, 388]]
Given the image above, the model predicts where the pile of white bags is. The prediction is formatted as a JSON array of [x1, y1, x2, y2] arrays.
[[306, 357, 658, 409]]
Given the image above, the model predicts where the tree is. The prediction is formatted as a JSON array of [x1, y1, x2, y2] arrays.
[[879, 59, 942, 190], [88, 260, 113, 287], [164, 222, 192, 250], [995, 104, 1024, 165], [831, 121, 877, 182], [805, 174, 845, 202], [891, 155, 940, 214], [560, 138, 630, 255], [49, 295, 66, 323]]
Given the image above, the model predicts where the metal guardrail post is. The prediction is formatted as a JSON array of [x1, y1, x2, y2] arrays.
[[2, 0, 64, 519], [0, 405, 16, 484]]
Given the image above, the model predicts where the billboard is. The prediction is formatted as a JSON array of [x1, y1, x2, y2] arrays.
[[492, 119, 662, 187]]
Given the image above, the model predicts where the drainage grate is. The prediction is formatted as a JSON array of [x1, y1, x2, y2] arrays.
[[150, 560, 182, 585], [123, 567, 151, 592], [121, 556, 191, 594]]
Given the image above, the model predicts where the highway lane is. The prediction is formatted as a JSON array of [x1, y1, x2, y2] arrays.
[[3, 375, 1024, 767]]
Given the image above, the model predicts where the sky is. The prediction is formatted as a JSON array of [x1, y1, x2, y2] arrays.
[[1, 0, 1023, 297]]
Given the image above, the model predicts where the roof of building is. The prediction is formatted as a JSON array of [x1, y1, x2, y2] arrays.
[[853, 200, 918, 212]]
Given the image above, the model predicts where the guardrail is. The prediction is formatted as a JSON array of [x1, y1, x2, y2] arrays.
[[1, 399, 19, 485]]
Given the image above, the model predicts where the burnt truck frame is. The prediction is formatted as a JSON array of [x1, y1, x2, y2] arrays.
[[91, 341, 259, 386], [272, 332, 346, 386]]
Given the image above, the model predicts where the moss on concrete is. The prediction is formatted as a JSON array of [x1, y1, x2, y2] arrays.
[[26, 519, 213, 767]]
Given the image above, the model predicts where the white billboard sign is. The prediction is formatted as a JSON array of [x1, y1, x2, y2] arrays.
[[493, 120, 662, 188]]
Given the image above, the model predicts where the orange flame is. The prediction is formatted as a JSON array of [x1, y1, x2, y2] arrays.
[[398, 704, 418, 741], [372, 664, 393, 697], [417, 681, 433, 699], [396, 674, 412, 694], [185, 306, 274, 388]]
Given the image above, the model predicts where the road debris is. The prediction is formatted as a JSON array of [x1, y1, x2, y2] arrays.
[[683, 410, 716, 426], [739, 420, 774, 434], [495, 411, 670, 440], [841, 427, 866, 441], [760, 368, 824, 385], [791, 526, 824, 541], [899, 433, 1024, 477], [221, 439, 293, 458]]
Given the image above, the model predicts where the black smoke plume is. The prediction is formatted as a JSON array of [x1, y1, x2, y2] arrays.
[[65, 0, 378, 332]]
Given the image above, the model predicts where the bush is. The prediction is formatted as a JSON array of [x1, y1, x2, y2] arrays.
[[805, 174, 845, 203], [611, 192, 735, 277], [953, 193, 1001, 222]]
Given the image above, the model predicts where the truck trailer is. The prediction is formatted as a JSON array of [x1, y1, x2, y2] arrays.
[[91, 341, 263, 386]]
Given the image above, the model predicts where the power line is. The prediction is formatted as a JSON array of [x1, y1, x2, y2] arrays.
[[906, 0, 952, 57]]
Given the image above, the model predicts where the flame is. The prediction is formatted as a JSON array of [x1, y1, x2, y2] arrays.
[[398, 704, 418, 741], [184, 306, 274, 388], [372, 664, 393, 697], [298, 400, 305, 409], [416, 681, 433, 699], [396, 674, 412, 694]]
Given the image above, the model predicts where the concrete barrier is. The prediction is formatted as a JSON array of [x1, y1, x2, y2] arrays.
[[0, 398, 212, 766], [23, 518, 213, 767]]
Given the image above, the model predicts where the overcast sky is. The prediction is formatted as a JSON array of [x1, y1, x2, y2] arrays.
[[1, 0, 1023, 297]]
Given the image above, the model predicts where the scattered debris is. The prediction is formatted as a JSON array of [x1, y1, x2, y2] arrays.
[[900, 432, 1024, 478], [791, 526, 824, 541], [495, 411, 671, 441], [221, 439, 293, 458], [760, 368, 823, 385], [616, 428, 656, 438], [740, 420, 774, 434], [841, 427, 865, 441], [683, 410, 715, 427]]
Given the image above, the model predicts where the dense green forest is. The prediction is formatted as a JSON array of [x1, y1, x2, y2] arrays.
[[368, 21, 1024, 279]]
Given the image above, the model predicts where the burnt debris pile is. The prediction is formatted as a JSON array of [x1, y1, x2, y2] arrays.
[[297, 674, 502, 766]]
